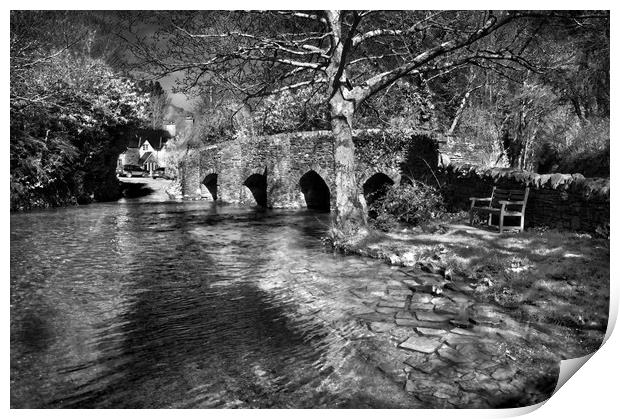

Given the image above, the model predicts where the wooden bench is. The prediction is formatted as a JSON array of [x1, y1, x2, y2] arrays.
[[469, 187, 529, 233]]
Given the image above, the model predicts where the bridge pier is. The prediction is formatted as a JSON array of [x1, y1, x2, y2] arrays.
[[181, 156, 203, 199]]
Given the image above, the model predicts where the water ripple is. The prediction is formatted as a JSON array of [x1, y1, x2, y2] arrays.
[[11, 203, 414, 408]]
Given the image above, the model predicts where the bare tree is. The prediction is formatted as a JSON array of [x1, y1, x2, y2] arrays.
[[119, 10, 605, 233]]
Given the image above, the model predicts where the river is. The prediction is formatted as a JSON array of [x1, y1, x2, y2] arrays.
[[10, 198, 421, 408]]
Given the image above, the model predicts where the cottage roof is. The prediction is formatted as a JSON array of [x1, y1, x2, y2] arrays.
[[149, 137, 170, 151], [138, 151, 156, 165], [125, 127, 173, 151]]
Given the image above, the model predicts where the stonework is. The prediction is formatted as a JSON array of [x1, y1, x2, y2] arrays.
[[181, 130, 609, 234], [345, 265, 567, 408], [440, 164, 610, 233], [184, 130, 404, 209]]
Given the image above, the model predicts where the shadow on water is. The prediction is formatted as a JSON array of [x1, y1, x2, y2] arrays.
[[120, 181, 155, 198], [51, 285, 329, 408], [12, 203, 417, 408], [44, 205, 334, 408]]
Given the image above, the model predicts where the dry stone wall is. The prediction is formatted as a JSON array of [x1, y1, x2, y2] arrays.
[[440, 164, 610, 233]]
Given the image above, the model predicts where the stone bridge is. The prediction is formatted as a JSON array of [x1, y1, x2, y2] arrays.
[[182, 130, 404, 210], [182, 130, 447, 210]]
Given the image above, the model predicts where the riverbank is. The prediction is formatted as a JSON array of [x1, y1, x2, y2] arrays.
[[331, 217, 609, 339], [325, 217, 609, 404]]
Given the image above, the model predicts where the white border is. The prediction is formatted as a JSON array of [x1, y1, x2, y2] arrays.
[[4, 2, 617, 418]]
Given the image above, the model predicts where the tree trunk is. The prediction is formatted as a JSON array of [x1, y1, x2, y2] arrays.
[[330, 89, 364, 234], [324, 10, 366, 235], [447, 85, 481, 136]]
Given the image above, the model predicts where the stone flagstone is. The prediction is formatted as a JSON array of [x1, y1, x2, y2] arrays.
[[450, 317, 473, 329], [416, 327, 449, 336], [396, 310, 415, 319], [398, 336, 442, 353], [396, 317, 449, 329], [402, 278, 422, 288], [492, 365, 517, 380], [416, 274, 446, 286], [376, 306, 401, 314], [442, 289, 472, 304], [356, 312, 394, 322], [387, 279, 409, 288], [378, 299, 407, 309], [412, 357, 450, 374], [437, 346, 476, 364], [430, 296, 452, 306], [450, 327, 478, 336], [403, 352, 427, 368], [416, 311, 453, 322], [434, 302, 461, 315], [388, 287, 413, 297], [444, 333, 477, 346], [471, 315, 503, 327], [410, 293, 433, 304], [395, 318, 420, 327], [410, 302, 435, 311], [348, 288, 368, 298], [369, 322, 393, 333]]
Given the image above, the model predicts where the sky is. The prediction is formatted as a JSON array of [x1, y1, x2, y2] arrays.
[[114, 14, 199, 111], [158, 72, 197, 110]]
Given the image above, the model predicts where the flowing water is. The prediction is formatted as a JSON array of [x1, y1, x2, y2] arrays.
[[10, 199, 420, 408]]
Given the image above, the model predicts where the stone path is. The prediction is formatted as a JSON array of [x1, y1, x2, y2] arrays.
[[346, 266, 562, 408]]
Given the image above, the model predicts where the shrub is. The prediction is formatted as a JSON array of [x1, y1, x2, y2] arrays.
[[369, 180, 445, 231], [536, 117, 609, 177]]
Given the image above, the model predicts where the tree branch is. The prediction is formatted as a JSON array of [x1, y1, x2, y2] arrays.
[[351, 11, 446, 47], [350, 13, 516, 104]]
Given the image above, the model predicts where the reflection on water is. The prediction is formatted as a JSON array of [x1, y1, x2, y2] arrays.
[[11, 201, 416, 408]]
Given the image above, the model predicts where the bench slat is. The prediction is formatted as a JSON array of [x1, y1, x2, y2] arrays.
[[495, 189, 525, 195], [470, 186, 529, 233]]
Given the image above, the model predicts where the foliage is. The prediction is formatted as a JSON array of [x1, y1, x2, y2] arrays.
[[249, 79, 438, 136], [357, 79, 439, 131], [447, 14, 609, 172], [455, 105, 505, 167], [353, 129, 411, 166], [145, 81, 171, 129], [369, 180, 445, 231], [189, 87, 239, 144], [594, 222, 610, 240], [252, 86, 330, 134], [10, 11, 149, 210], [538, 118, 609, 176], [161, 132, 193, 182], [453, 76, 609, 174]]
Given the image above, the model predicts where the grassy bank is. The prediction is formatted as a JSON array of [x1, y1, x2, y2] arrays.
[[329, 216, 609, 354]]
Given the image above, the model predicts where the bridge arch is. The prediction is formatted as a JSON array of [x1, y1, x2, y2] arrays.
[[243, 173, 267, 207], [202, 173, 218, 201], [299, 170, 330, 211], [363, 172, 395, 206]]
